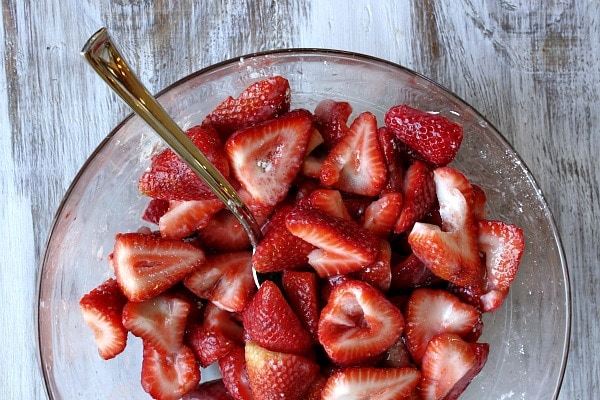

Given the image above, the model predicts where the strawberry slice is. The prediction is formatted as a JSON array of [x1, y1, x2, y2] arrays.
[[394, 160, 436, 234], [139, 125, 230, 201], [282, 270, 321, 340], [353, 238, 392, 293], [79, 278, 128, 360], [307, 188, 352, 220], [122, 292, 191, 355], [318, 280, 404, 365], [242, 281, 313, 355], [202, 76, 291, 138], [472, 184, 487, 220], [111, 232, 206, 302], [313, 99, 353, 148], [182, 379, 234, 400], [303, 374, 329, 400], [286, 206, 380, 278], [183, 251, 255, 313], [142, 198, 170, 225], [363, 192, 403, 238], [225, 109, 314, 208], [320, 112, 387, 196], [404, 288, 482, 365], [218, 346, 253, 400], [141, 342, 200, 400], [377, 126, 405, 194], [197, 209, 269, 252], [390, 253, 444, 290], [245, 341, 319, 400], [321, 367, 421, 400], [385, 104, 463, 166], [419, 333, 489, 400], [159, 199, 224, 240]]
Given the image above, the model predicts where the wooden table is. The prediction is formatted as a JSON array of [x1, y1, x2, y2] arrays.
[[1, 1, 595, 398]]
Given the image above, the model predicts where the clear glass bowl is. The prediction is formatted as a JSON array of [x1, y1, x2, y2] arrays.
[[38, 49, 570, 399]]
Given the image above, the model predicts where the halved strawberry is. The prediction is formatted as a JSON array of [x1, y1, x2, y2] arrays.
[[377, 126, 405, 194], [159, 199, 224, 240], [318, 280, 404, 366], [303, 374, 329, 400], [141, 342, 200, 400], [111, 232, 206, 302], [142, 198, 170, 225], [202, 76, 291, 138], [394, 160, 436, 234], [419, 333, 489, 400], [197, 209, 268, 252], [379, 337, 415, 369], [286, 206, 380, 277], [321, 367, 421, 400], [282, 270, 321, 340], [320, 112, 387, 196], [353, 238, 392, 293], [472, 184, 487, 220], [313, 99, 353, 148], [245, 341, 319, 400], [79, 278, 128, 360], [122, 292, 191, 355], [243, 280, 313, 355], [139, 125, 230, 201], [307, 189, 352, 220], [182, 379, 234, 400], [218, 345, 253, 400], [183, 251, 255, 313], [385, 104, 463, 166], [404, 288, 482, 365], [390, 253, 444, 291], [225, 109, 314, 208], [363, 192, 403, 238]]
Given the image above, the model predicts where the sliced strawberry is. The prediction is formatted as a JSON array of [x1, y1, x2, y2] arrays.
[[197, 209, 268, 252], [243, 281, 313, 355], [394, 160, 436, 234], [379, 337, 415, 369], [122, 292, 190, 355], [353, 238, 392, 293], [183, 251, 255, 313], [303, 373, 329, 400], [404, 288, 482, 365], [142, 198, 170, 225], [472, 184, 487, 220], [286, 206, 380, 278], [282, 270, 321, 340], [385, 104, 463, 166], [313, 99, 353, 148], [159, 199, 224, 240], [111, 232, 205, 302], [307, 188, 352, 220], [245, 341, 319, 400], [390, 253, 444, 291], [419, 333, 489, 400], [79, 278, 128, 360], [139, 125, 230, 201], [182, 379, 234, 400], [202, 76, 291, 138], [318, 280, 404, 365], [321, 367, 421, 400], [320, 112, 387, 196], [218, 346, 253, 400], [377, 126, 405, 194], [363, 192, 403, 238], [225, 109, 314, 208], [141, 342, 200, 400]]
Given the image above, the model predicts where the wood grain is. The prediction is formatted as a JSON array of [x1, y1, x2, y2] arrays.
[[1, 0, 597, 398]]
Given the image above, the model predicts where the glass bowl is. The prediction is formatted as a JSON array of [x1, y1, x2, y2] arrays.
[[38, 49, 570, 399]]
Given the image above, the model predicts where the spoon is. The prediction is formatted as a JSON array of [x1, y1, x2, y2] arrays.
[[81, 27, 265, 287]]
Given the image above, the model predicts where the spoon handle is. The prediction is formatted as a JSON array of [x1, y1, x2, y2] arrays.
[[81, 27, 262, 248]]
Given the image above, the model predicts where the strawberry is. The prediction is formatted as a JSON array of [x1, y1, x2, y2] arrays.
[[138, 125, 230, 201], [182, 379, 234, 400], [380, 337, 415, 369], [79, 278, 128, 360], [111, 232, 206, 302], [394, 160, 436, 234], [353, 238, 392, 293], [472, 184, 487, 220], [202, 76, 291, 138], [243, 281, 313, 355], [321, 367, 421, 400], [218, 346, 253, 400], [282, 270, 321, 340], [320, 112, 387, 196], [142, 198, 170, 225], [286, 206, 380, 277], [141, 342, 200, 400], [307, 188, 352, 220], [384, 104, 463, 166], [245, 341, 319, 400], [363, 192, 403, 238], [313, 99, 353, 148], [197, 209, 268, 252], [183, 251, 255, 312], [122, 292, 191, 355], [159, 199, 224, 240], [303, 374, 329, 400], [390, 253, 444, 291], [404, 288, 482, 365], [225, 109, 314, 208], [419, 333, 489, 400], [377, 126, 405, 194], [318, 280, 404, 365]]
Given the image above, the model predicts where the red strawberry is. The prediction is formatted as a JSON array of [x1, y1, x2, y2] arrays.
[[218, 346, 253, 400], [377, 126, 405, 194], [141, 342, 200, 400], [307, 188, 352, 220], [79, 278, 128, 360], [159, 199, 224, 240], [318, 280, 404, 365], [286, 206, 380, 278], [404, 288, 482, 365], [380, 337, 415, 369], [142, 198, 170, 225], [321, 367, 421, 400], [282, 270, 321, 340], [197, 209, 268, 252], [122, 292, 191, 355], [320, 112, 387, 196], [245, 341, 319, 400], [303, 374, 329, 400], [394, 160, 436, 234], [313, 99, 353, 148], [111, 232, 206, 302], [184, 251, 255, 313], [385, 104, 463, 166], [202, 76, 291, 138], [472, 184, 487, 220], [390, 253, 444, 291], [139, 125, 230, 201], [353, 238, 392, 293], [243, 281, 313, 355], [419, 333, 489, 400], [182, 379, 234, 400], [225, 109, 314, 208], [363, 192, 403, 238]]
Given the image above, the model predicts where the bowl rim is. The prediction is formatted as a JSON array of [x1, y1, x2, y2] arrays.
[[36, 47, 571, 399]]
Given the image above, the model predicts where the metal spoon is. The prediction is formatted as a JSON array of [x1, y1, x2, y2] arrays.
[[81, 27, 264, 287]]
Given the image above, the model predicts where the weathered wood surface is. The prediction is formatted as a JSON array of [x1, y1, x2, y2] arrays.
[[1, 0, 597, 398]]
